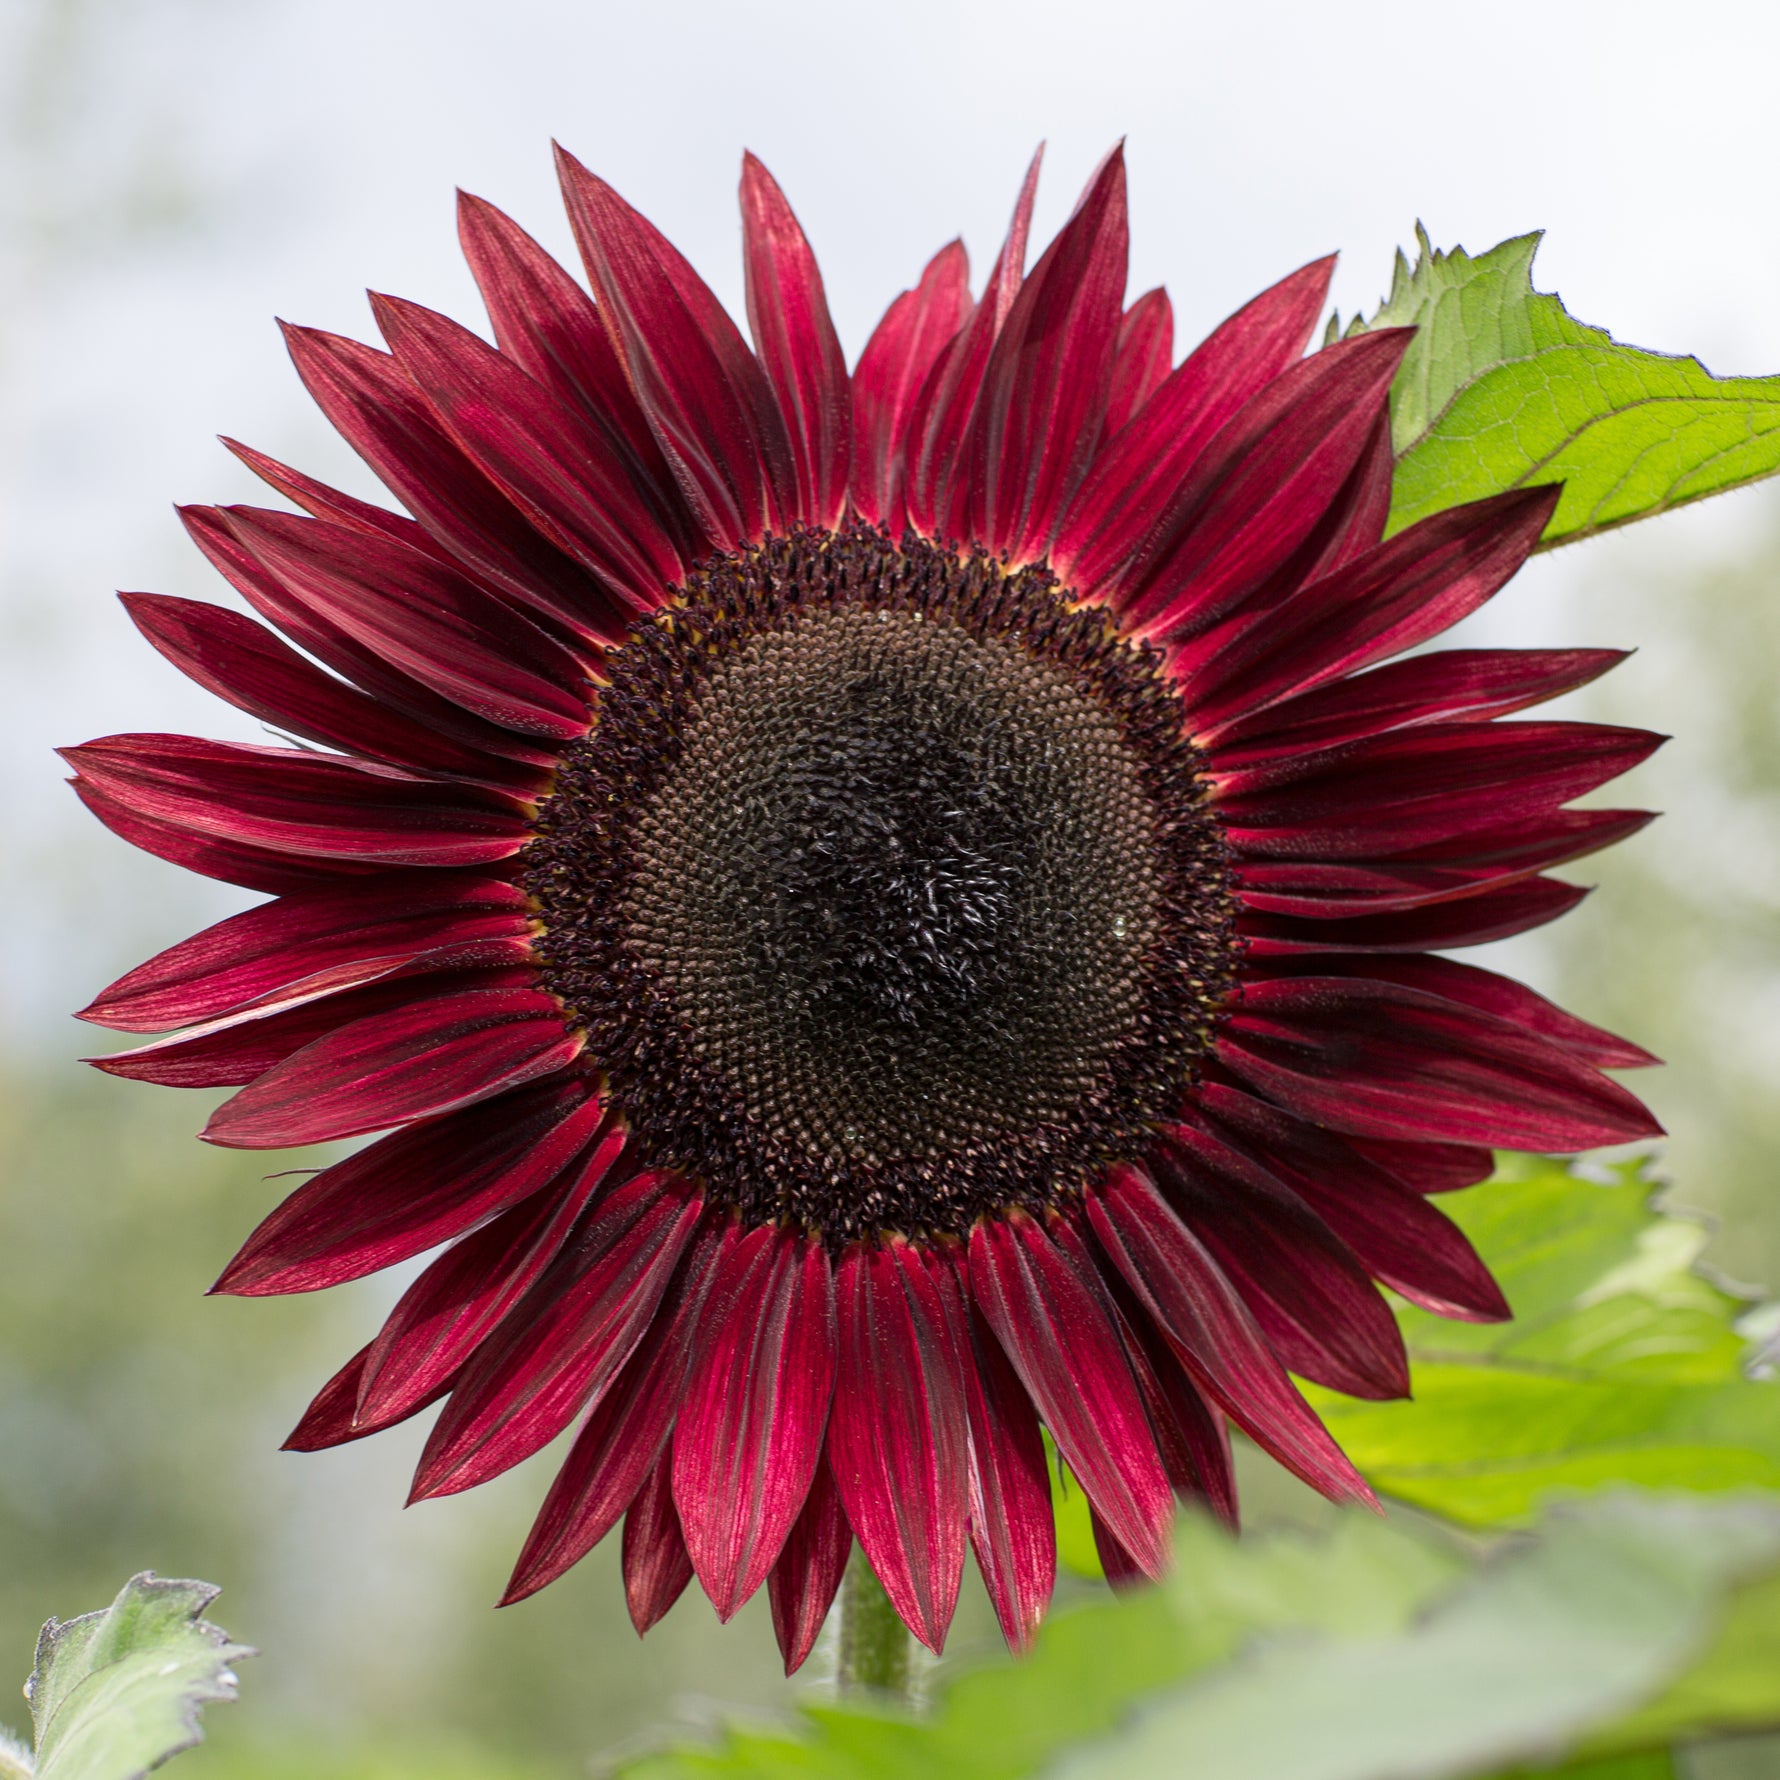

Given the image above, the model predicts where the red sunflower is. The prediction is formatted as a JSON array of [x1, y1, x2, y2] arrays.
[[65, 144, 1661, 1670]]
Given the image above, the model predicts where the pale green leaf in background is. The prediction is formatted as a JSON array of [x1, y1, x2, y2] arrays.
[[1335, 227, 1780, 546], [27, 1575, 250, 1780], [1054, 1496, 1780, 1780], [1305, 1156, 1780, 1526]]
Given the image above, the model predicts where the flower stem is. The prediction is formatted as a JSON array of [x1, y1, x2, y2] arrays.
[[837, 1545, 911, 1700]]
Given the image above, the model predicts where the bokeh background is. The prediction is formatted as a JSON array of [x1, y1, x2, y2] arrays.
[[4, 0, 1780, 1772]]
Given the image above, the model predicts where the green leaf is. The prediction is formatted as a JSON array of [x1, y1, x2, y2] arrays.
[[1338, 226, 1780, 546], [1304, 1155, 1780, 1527], [1055, 1495, 1780, 1780], [27, 1574, 251, 1780], [615, 1497, 1780, 1780]]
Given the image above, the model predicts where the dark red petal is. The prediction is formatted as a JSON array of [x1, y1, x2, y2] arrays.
[[120, 592, 537, 791], [624, 1449, 695, 1634], [1212, 647, 1629, 764], [1115, 330, 1416, 639], [1054, 256, 1334, 592], [223, 505, 592, 741], [70, 775, 378, 896], [1177, 488, 1564, 735], [555, 145, 795, 549], [828, 1241, 970, 1654], [1086, 1166, 1374, 1506], [223, 436, 445, 556], [81, 872, 530, 1033], [202, 985, 581, 1149], [1303, 404, 1395, 577], [849, 240, 972, 529], [354, 1126, 626, 1426], [372, 292, 686, 611], [957, 1287, 1055, 1652], [1148, 1129, 1411, 1400], [904, 148, 1043, 536], [672, 1228, 836, 1619], [1219, 721, 1663, 860], [1110, 1292, 1238, 1527], [281, 1346, 448, 1452], [1191, 1085, 1508, 1321], [455, 190, 693, 551], [954, 147, 1129, 559], [1219, 976, 1663, 1149], [1347, 1135, 1494, 1195], [1399, 806, 1657, 873], [412, 1172, 703, 1499], [215, 1078, 605, 1296], [501, 1217, 725, 1605], [1238, 876, 1594, 955], [967, 1211, 1172, 1579], [768, 1461, 853, 1675], [63, 735, 531, 868], [740, 154, 850, 529], [1104, 287, 1173, 437], [1252, 952, 1657, 1070], [179, 504, 559, 768], [1090, 1507, 1147, 1590], [89, 959, 533, 1088], [280, 322, 629, 643]]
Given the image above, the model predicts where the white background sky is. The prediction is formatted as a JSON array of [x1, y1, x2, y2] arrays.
[[4, 0, 1779, 1031]]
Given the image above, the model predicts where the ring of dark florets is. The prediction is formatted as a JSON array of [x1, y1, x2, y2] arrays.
[[524, 525, 1236, 1245]]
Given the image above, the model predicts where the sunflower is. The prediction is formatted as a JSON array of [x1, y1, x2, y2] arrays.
[[65, 144, 1661, 1670]]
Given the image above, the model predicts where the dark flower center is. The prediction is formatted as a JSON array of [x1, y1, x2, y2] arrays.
[[525, 527, 1235, 1242]]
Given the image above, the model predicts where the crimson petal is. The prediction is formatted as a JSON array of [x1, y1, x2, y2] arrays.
[[1252, 952, 1657, 1070], [411, 1171, 703, 1499], [202, 985, 581, 1149], [904, 147, 1042, 535], [624, 1450, 695, 1635], [1086, 1165, 1374, 1505], [556, 145, 795, 550], [214, 1078, 606, 1296], [372, 292, 686, 610], [740, 154, 850, 529], [1179, 487, 1563, 735], [62, 735, 531, 868], [355, 1127, 625, 1426], [223, 505, 592, 740], [672, 1227, 836, 1619], [1219, 721, 1663, 859], [953, 147, 1129, 560], [1192, 1085, 1508, 1321], [69, 775, 377, 896], [1116, 330, 1415, 639], [828, 1241, 970, 1653], [281, 322, 630, 642], [281, 1346, 448, 1452], [1054, 256, 1334, 594], [120, 592, 537, 791], [455, 190, 692, 548], [81, 872, 529, 1033], [1148, 1128, 1411, 1400], [1212, 645, 1629, 763], [1219, 976, 1662, 1149], [1104, 287, 1173, 437], [957, 1287, 1055, 1651], [768, 1461, 853, 1675], [967, 1211, 1172, 1579], [849, 240, 972, 530], [89, 959, 534, 1088], [180, 504, 559, 767], [501, 1218, 724, 1605]]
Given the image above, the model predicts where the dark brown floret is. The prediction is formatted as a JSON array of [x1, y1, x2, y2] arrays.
[[524, 526, 1235, 1243]]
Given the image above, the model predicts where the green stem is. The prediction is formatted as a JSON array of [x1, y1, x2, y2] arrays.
[[837, 1546, 912, 1700]]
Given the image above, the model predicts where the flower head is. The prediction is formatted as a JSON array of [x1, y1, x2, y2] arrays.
[[66, 144, 1661, 1668]]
